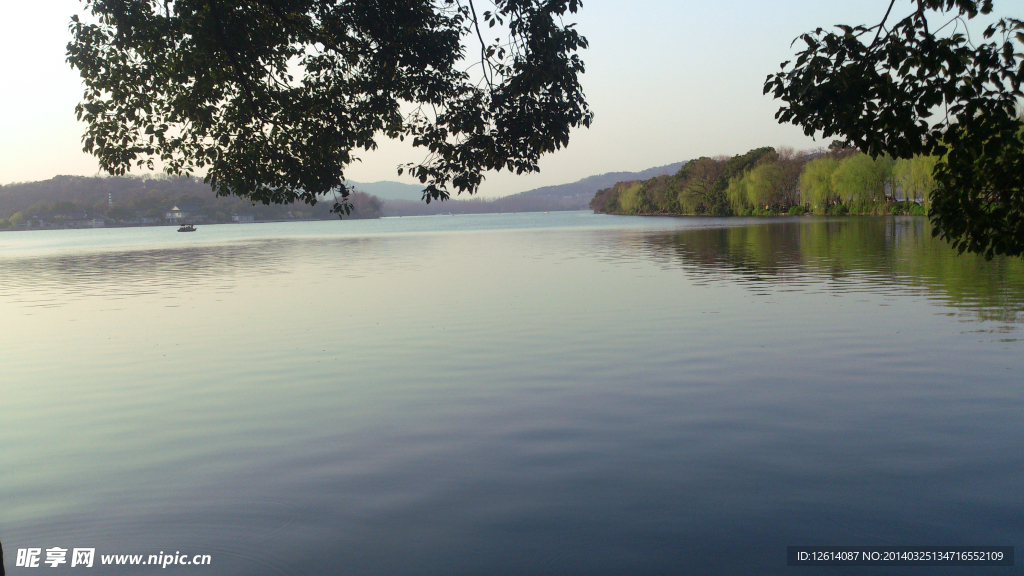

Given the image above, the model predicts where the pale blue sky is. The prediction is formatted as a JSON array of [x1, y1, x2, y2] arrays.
[[0, 1, 1000, 196]]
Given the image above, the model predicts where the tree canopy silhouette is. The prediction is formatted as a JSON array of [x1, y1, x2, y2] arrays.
[[765, 0, 1023, 258], [67, 0, 592, 214]]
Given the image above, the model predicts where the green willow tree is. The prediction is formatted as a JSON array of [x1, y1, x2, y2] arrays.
[[893, 155, 938, 208], [798, 156, 840, 212], [66, 0, 593, 213], [765, 0, 1023, 258], [831, 153, 891, 207]]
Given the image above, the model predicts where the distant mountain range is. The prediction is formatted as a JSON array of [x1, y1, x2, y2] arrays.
[[347, 161, 687, 205], [513, 162, 687, 201], [371, 161, 688, 216]]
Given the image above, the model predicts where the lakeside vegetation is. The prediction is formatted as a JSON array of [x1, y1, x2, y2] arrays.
[[590, 146, 939, 218]]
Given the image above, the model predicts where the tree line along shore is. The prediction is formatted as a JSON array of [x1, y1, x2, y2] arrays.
[[0, 175, 388, 230], [0, 147, 952, 231], [589, 146, 940, 217]]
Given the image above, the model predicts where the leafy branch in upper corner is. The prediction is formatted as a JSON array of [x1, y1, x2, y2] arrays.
[[67, 0, 593, 215], [764, 0, 1023, 258]]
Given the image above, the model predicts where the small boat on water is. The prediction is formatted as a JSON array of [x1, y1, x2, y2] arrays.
[[177, 224, 196, 232]]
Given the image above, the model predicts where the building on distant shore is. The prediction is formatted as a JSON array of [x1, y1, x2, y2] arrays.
[[164, 205, 189, 224], [164, 203, 207, 224], [232, 212, 255, 223]]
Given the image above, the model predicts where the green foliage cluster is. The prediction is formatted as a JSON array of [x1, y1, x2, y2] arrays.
[[592, 146, 943, 218], [725, 148, 803, 213], [591, 148, 775, 216], [799, 152, 938, 216]]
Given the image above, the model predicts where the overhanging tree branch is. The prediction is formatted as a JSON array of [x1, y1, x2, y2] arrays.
[[67, 0, 593, 213]]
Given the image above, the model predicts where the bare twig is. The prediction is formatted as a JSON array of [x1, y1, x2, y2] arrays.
[[466, 0, 495, 90], [872, 0, 898, 47]]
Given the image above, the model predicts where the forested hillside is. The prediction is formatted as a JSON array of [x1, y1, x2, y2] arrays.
[[591, 147, 939, 217], [0, 175, 382, 229]]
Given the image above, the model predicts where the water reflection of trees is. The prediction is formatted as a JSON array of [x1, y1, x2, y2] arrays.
[[0, 244, 287, 306], [0, 236, 412, 306], [643, 218, 1024, 324]]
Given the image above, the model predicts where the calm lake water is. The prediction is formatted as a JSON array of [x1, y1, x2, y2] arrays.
[[1, 212, 1022, 575]]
